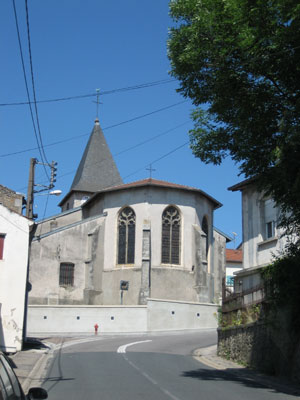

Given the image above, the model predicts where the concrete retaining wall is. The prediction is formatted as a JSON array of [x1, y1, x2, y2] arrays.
[[147, 299, 217, 331], [27, 299, 218, 335]]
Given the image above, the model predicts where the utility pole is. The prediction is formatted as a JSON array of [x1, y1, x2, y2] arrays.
[[25, 158, 58, 219], [26, 158, 36, 219]]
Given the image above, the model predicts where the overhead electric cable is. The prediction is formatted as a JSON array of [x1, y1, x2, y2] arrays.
[[15, 126, 190, 193], [122, 141, 189, 180], [12, 0, 48, 178], [24, 0, 50, 175], [0, 101, 188, 158], [0, 78, 176, 107]]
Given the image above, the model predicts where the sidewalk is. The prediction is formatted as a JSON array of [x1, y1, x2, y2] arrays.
[[10, 337, 65, 394]]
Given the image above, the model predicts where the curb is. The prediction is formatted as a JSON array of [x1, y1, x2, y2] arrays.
[[21, 342, 55, 393]]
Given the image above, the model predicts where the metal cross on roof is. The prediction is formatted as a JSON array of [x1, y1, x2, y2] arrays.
[[146, 164, 156, 179], [93, 88, 102, 118]]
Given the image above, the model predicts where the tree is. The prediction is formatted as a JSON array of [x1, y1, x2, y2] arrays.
[[168, 0, 300, 246]]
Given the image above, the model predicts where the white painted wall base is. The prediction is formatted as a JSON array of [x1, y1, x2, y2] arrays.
[[27, 299, 218, 335]]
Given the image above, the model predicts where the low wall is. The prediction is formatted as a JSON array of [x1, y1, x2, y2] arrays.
[[27, 305, 148, 334], [27, 299, 218, 335], [147, 298, 218, 331]]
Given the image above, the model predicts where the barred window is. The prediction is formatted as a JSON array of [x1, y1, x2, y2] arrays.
[[161, 206, 181, 264], [202, 216, 209, 259], [118, 207, 135, 264], [59, 263, 75, 286]]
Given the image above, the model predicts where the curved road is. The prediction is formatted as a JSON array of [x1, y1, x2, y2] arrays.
[[42, 330, 295, 400]]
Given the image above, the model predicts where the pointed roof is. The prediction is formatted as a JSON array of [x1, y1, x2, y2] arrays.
[[70, 118, 123, 192]]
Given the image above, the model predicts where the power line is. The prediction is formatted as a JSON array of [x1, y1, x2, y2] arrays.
[[123, 141, 189, 180], [15, 121, 191, 193], [12, 0, 48, 178], [24, 0, 50, 173], [53, 121, 190, 181], [0, 101, 188, 158], [0, 78, 176, 107]]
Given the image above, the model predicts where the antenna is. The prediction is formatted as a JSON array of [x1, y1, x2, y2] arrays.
[[232, 231, 237, 248]]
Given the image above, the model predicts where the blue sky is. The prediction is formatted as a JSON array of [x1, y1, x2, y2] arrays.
[[1, 0, 243, 248]]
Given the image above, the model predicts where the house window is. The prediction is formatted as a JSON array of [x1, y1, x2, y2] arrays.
[[59, 263, 75, 286], [161, 206, 181, 264], [202, 216, 209, 259], [0, 234, 5, 260], [264, 199, 276, 239], [118, 207, 135, 264], [266, 221, 275, 239]]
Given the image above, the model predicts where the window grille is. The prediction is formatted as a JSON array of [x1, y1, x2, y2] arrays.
[[118, 207, 135, 264], [59, 263, 75, 286], [161, 206, 181, 264]]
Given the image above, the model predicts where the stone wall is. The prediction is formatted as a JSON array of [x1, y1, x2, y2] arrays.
[[0, 185, 23, 214], [218, 315, 300, 383]]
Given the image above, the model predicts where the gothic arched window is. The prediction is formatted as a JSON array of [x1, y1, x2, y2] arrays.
[[118, 207, 136, 264], [161, 206, 181, 264], [202, 216, 209, 259]]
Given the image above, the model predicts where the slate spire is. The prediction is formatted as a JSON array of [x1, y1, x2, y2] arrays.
[[70, 118, 123, 192]]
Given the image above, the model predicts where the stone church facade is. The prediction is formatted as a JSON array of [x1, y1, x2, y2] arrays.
[[28, 119, 227, 306]]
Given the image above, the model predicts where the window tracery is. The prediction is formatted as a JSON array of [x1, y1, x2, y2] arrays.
[[161, 206, 181, 264], [118, 207, 135, 264]]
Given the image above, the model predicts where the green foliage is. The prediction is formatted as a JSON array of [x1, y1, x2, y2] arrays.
[[262, 251, 300, 330], [168, 0, 300, 243]]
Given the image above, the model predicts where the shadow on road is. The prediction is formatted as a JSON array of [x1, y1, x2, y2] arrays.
[[182, 368, 300, 397]]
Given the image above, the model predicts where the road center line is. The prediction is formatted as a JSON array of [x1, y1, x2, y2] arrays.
[[123, 354, 181, 400], [117, 340, 152, 353]]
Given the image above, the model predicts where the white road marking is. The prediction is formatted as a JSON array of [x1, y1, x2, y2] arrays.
[[117, 340, 152, 353], [123, 354, 181, 400]]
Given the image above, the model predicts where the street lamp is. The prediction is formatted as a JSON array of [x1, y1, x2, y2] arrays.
[[36, 190, 62, 197]]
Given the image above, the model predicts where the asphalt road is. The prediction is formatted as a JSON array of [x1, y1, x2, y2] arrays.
[[42, 330, 297, 400]]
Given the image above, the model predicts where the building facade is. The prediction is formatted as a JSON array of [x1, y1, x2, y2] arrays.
[[0, 202, 33, 352], [28, 119, 227, 306], [229, 178, 288, 269]]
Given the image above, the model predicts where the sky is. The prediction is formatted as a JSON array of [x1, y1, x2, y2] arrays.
[[1, 0, 243, 248]]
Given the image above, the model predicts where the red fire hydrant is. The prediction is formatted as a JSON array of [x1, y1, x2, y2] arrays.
[[94, 323, 99, 335]]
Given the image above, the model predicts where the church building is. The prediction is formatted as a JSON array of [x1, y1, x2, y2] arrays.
[[28, 118, 227, 306]]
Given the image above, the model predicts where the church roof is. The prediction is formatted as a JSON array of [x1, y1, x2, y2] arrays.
[[84, 178, 222, 209], [59, 118, 123, 206], [70, 118, 122, 192]]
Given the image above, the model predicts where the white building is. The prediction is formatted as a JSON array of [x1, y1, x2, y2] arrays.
[[225, 248, 243, 289], [229, 178, 288, 269], [0, 203, 33, 352], [28, 119, 228, 306]]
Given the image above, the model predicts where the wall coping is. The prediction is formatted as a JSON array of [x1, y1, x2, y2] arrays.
[[147, 298, 218, 306], [28, 305, 147, 309]]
